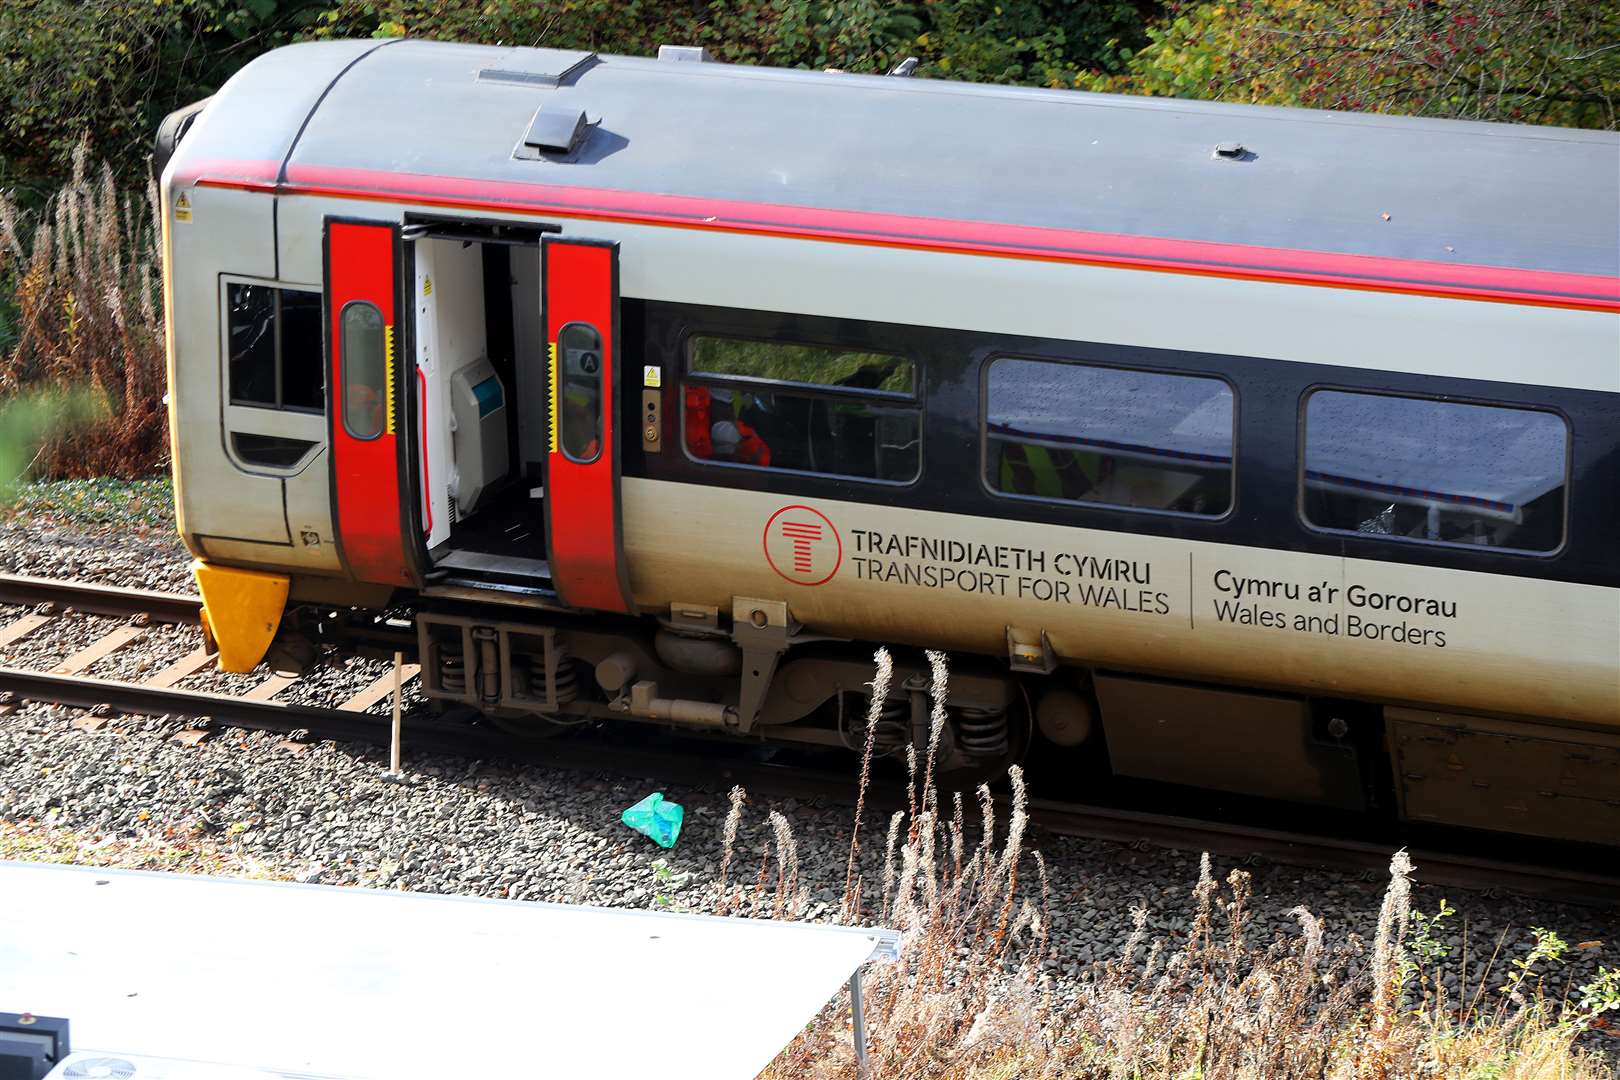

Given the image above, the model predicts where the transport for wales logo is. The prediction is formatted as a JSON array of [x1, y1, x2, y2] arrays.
[[763, 505, 842, 586]]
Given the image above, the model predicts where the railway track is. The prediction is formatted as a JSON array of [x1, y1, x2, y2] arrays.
[[0, 572, 1615, 908]]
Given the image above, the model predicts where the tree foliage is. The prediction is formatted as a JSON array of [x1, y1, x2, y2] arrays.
[[0, 0, 1614, 198], [1097, 0, 1618, 128], [0, 1, 339, 200]]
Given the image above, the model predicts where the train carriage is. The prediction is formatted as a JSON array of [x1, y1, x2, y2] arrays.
[[156, 39, 1620, 845]]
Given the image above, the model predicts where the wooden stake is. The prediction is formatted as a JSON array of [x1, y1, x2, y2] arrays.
[[389, 650, 404, 775]]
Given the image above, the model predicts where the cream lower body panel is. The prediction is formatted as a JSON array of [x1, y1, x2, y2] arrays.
[[622, 477, 1620, 729]]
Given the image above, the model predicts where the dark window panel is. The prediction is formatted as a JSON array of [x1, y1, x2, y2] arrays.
[[1302, 390, 1567, 553], [226, 283, 277, 406], [279, 290, 326, 411], [683, 383, 919, 483], [985, 357, 1234, 517], [232, 433, 317, 469]]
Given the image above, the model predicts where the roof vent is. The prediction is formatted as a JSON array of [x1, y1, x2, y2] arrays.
[[657, 44, 713, 63], [524, 106, 590, 154], [1212, 141, 1255, 162]]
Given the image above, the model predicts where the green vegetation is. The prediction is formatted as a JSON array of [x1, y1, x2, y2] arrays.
[[1093, 0, 1619, 129], [0, 475, 174, 530], [690, 336, 913, 394], [0, 390, 97, 504]]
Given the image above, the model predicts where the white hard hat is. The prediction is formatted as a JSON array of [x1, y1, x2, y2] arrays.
[[711, 420, 741, 457]]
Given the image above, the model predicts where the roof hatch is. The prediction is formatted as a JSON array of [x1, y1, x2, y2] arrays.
[[478, 47, 597, 88]]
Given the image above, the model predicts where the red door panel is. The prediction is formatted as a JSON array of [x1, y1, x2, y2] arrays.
[[325, 218, 414, 588], [544, 237, 634, 614]]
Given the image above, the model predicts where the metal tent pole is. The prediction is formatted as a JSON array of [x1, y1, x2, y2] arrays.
[[388, 651, 404, 774], [850, 969, 870, 1078]]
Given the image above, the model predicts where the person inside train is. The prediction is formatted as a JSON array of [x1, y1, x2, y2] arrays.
[[684, 385, 771, 467], [996, 441, 1099, 501]]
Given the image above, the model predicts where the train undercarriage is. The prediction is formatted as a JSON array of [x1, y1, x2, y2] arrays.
[[274, 597, 1620, 848]]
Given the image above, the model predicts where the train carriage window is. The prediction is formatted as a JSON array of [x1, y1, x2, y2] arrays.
[[683, 335, 920, 483], [340, 302, 388, 441], [225, 283, 324, 412], [985, 358, 1234, 516], [1302, 390, 1567, 553]]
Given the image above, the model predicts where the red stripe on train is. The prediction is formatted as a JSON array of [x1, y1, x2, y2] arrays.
[[182, 159, 1620, 312]]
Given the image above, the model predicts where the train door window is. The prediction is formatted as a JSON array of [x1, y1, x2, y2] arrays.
[[682, 335, 920, 483], [1301, 390, 1567, 553], [558, 321, 604, 462], [221, 279, 324, 472], [225, 282, 324, 412], [340, 302, 388, 441], [985, 358, 1234, 516]]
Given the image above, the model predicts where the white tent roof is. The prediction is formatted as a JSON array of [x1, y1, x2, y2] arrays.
[[0, 861, 898, 1080]]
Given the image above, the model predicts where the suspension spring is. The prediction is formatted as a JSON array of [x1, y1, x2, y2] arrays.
[[439, 650, 466, 694], [955, 705, 1010, 756], [867, 696, 911, 755], [548, 654, 581, 707], [518, 650, 581, 709]]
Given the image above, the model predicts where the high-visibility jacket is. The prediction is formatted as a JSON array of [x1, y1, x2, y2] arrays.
[[685, 386, 714, 458], [998, 442, 1091, 499], [685, 386, 772, 466]]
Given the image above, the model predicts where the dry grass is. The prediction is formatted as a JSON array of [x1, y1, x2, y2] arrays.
[[0, 818, 280, 879], [739, 649, 1619, 1079], [0, 141, 167, 479]]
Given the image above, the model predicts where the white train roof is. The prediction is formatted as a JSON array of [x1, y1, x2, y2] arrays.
[[171, 39, 1619, 281]]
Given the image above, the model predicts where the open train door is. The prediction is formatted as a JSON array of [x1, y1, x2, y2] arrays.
[[324, 218, 416, 589], [542, 236, 635, 614]]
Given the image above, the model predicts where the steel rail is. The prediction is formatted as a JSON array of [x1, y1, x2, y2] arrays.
[[1023, 799, 1620, 909], [0, 574, 201, 625], [0, 664, 831, 787], [0, 575, 1615, 909]]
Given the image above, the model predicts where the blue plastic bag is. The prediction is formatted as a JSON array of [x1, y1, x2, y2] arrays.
[[621, 792, 684, 849]]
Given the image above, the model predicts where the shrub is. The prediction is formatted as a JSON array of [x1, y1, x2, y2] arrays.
[[0, 141, 167, 479]]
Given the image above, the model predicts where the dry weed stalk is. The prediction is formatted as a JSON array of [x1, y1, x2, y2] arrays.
[[714, 785, 745, 916], [841, 648, 893, 921], [747, 650, 1616, 1079], [0, 140, 167, 478]]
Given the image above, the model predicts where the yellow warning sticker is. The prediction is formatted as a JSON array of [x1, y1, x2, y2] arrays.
[[173, 191, 192, 223], [384, 324, 397, 436], [423, 276, 433, 296], [548, 342, 560, 454], [643, 365, 662, 388]]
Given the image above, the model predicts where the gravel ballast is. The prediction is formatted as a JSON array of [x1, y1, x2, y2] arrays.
[[0, 697, 1615, 1006]]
